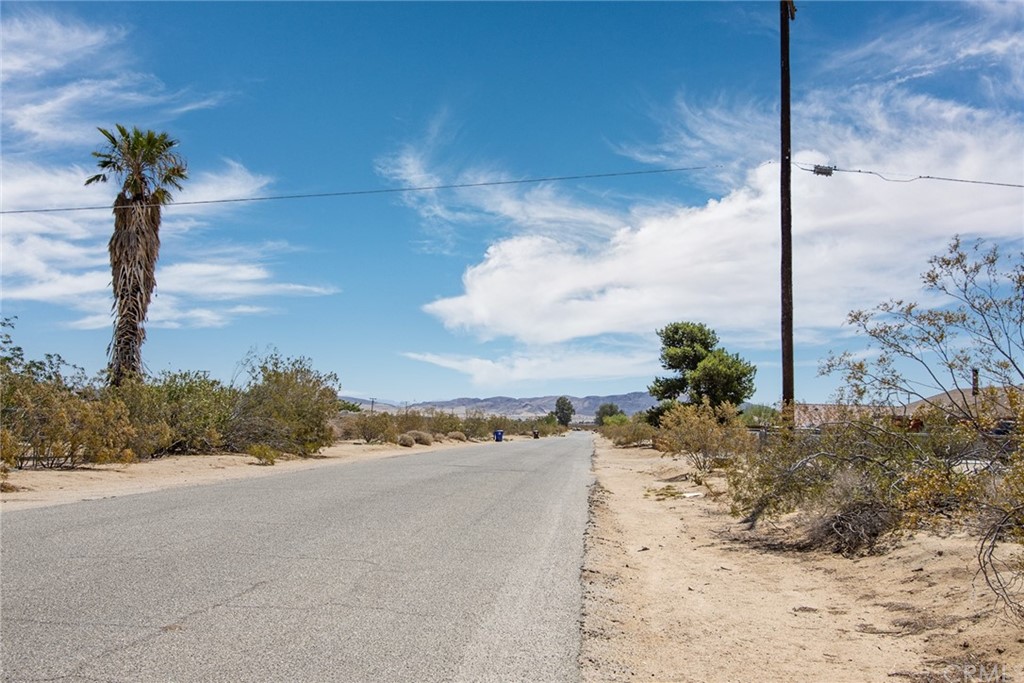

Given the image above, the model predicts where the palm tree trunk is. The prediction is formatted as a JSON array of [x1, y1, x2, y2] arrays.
[[108, 193, 161, 385]]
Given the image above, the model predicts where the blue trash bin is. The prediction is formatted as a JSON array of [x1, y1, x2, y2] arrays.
[[494, 430, 504, 442]]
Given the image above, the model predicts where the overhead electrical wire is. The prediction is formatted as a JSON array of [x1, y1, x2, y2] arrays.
[[2, 162, 1021, 216], [793, 162, 1023, 188], [0, 166, 709, 216]]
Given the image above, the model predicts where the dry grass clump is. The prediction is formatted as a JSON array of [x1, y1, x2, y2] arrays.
[[802, 499, 899, 555], [447, 431, 468, 442], [408, 430, 433, 446], [397, 433, 415, 448]]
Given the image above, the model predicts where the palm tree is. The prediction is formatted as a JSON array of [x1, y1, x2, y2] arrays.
[[85, 124, 187, 386]]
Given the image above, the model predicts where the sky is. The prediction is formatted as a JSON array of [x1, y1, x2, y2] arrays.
[[1, 1, 1022, 408]]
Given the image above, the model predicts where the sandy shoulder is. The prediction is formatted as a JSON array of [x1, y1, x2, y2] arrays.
[[1, 439, 475, 512], [580, 437, 1023, 682]]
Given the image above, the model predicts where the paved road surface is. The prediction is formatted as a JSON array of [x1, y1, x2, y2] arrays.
[[1, 432, 594, 682]]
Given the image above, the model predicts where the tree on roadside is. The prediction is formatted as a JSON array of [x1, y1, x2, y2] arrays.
[[595, 402, 624, 426], [732, 237, 1023, 618], [824, 236, 1022, 428], [86, 125, 187, 386], [554, 396, 575, 426], [648, 322, 756, 409]]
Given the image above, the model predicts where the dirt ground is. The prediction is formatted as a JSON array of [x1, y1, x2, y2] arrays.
[[3, 436, 1021, 682], [581, 437, 1024, 683]]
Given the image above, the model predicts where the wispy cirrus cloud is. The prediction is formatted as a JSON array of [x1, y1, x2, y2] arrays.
[[817, 2, 1024, 101], [1, 10, 335, 332], [405, 342, 660, 388], [0, 12, 124, 82], [386, 11, 1024, 389]]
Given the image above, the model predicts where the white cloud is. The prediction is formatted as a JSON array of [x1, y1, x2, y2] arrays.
[[0, 12, 124, 82], [405, 344, 661, 387], [0, 11, 333, 332], [1, 11, 226, 148], [396, 16, 1024, 389], [818, 3, 1024, 101], [158, 262, 335, 300], [617, 93, 777, 191]]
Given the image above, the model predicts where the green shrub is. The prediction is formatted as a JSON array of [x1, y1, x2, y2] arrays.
[[247, 443, 278, 466], [225, 351, 340, 456], [726, 407, 986, 547], [461, 410, 490, 440], [154, 370, 233, 453], [106, 379, 173, 458], [657, 399, 755, 473], [356, 412, 396, 444], [0, 328, 135, 468], [601, 413, 656, 447], [395, 410, 427, 434], [425, 410, 463, 436]]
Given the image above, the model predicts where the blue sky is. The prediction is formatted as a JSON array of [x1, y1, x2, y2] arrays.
[[2, 2, 1022, 407]]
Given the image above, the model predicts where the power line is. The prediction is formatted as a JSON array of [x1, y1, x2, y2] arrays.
[[4, 162, 1019, 216], [794, 162, 1023, 188], [0, 166, 709, 216]]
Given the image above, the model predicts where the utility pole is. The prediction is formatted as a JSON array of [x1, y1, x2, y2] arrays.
[[780, 0, 797, 418]]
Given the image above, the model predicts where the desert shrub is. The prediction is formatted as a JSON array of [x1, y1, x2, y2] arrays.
[[408, 430, 433, 446], [461, 410, 490, 440], [330, 413, 361, 440], [486, 415, 515, 435], [107, 371, 234, 458], [9, 384, 134, 468], [225, 351, 340, 456], [602, 413, 656, 447], [728, 408, 992, 551], [447, 431, 468, 442], [106, 379, 174, 458], [602, 413, 629, 427], [394, 410, 427, 434], [424, 410, 463, 436], [356, 411, 396, 444], [657, 399, 755, 472], [432, 433, 446, 442], [740, 403, 779, 427], [247, 443, 278, 466], [397, 433, 415, 447], [1, 324, 135, 468], [800, 468, 900, 555], [153, 370, 233, 453]]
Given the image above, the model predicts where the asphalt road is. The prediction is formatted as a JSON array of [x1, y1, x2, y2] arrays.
[[1, 432, 594, 682]]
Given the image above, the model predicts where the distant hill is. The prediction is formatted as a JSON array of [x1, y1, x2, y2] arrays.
[[340, 392, 657, 421]]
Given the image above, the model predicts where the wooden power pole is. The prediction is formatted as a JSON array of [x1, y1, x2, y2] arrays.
[[780, 1, 797, 416]]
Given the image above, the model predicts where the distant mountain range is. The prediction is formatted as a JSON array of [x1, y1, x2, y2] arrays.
[[340, 392, 658, 421]]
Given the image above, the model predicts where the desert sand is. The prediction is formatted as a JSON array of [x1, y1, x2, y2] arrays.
[[581, 437, 1023, 682], [3, 435, 1021, 682]]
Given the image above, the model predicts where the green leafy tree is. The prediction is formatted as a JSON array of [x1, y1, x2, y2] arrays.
[[649, 321, 756, 408], [595, 402, 624, 426], [86, 125, 188, 386], [554, 396, 575, 426]]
